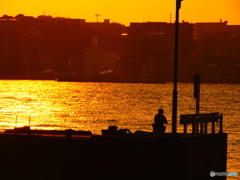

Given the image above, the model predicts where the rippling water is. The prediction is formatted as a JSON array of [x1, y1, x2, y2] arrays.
[[0, 80, 239, 178]]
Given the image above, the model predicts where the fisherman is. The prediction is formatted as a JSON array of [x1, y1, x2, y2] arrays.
[[152, 109, 168, 137]]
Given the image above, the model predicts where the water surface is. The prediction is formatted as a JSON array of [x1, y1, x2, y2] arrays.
[[0, 80, 239, 178]]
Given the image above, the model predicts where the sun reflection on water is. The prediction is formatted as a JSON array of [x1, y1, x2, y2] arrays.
[[0, 80, 239, 177], [0, 81, 239, 133]]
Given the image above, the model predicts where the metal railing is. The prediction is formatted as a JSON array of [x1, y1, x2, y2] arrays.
[[180, 113, 223, 136]]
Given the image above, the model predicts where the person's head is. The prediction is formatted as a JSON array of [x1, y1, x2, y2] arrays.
[[157, 109, 164, 114]]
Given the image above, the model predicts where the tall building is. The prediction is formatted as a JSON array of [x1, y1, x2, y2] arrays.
[[0, 19, 21, 74], [120, 22, 194, 77], [84, 36, 119, 76], [227, 25, 240, 36], [27, 27, 41, 74], [120, 31, 171, 75], [194, 20, 228, 52], [0, 18, 42, 76], [40, 49, 59, 70], [195, 20, 240, 66], [84, 48, 119, 76]]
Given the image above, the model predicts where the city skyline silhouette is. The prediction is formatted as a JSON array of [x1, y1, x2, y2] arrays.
[[0, 14, 240, 84], [1, 0, 240, 26]]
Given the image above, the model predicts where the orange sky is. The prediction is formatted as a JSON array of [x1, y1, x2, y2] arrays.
[[2, 0, 240, 25]]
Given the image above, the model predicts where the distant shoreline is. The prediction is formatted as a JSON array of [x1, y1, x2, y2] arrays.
[[0, 77, 240, 84]]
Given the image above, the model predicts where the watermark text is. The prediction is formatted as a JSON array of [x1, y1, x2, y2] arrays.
[[210, 171, 238, 177]]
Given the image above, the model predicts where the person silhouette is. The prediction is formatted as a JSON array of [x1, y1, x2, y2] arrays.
[[152, 109, 168, 137]]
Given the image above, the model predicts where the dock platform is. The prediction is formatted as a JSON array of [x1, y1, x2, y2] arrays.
[[0, 132, 227, 180]]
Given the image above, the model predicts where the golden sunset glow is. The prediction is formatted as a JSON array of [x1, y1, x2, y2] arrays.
[[2, 0, 240, 25]]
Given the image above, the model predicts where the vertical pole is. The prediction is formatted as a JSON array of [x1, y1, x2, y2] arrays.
[[192, 119, 196, 135], [184, 123, 187, 136], [194, 74, 200, 113], [194, 74, 200, 133], [200, 118, 204, 134], [212, 121, 215, 134], [204, 119, 208, 134], [219, 114, 223, 133], [196, 95, 200, 114], [15, 115, 18, 128], [172, 0, 181, 134], [29, 116, 31, 127]]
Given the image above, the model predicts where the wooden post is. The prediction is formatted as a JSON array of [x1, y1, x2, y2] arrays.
[[184, 123, 187, 136], [192, 119, 196, 135], [204, 119, 208, 134], [212, 121, 215, 134], [219, 114, 223, 133], [200, 118, 204, 134]]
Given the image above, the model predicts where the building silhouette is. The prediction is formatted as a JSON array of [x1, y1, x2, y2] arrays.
[[191, 20, 240, 83], [27, 27, 41, 74], [0, 19, 21, 74], [119, 22, 194, 80], [1, 14, 240, 83], [84, 36, 119, 77]]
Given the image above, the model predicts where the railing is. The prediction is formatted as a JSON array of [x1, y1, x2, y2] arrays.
[[180, 113, 223, 136]]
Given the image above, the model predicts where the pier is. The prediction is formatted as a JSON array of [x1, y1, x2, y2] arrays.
[[0, 130, 227, 180]]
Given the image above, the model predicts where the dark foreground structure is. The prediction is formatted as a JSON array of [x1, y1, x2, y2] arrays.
[[0, 133, 227, 180]]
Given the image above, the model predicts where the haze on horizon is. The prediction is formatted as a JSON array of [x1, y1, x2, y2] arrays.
[[2, 0, 240, 25]]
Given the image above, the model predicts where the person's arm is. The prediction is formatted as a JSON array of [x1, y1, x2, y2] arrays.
[[154, 115, 157, 123], [164, 116, 168, 124]]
